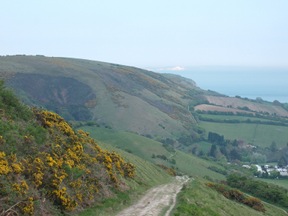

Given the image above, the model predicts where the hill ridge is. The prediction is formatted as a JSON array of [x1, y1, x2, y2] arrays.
[[1, 55, 201, 139]]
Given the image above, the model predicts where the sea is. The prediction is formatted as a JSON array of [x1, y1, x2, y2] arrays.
[[159, 66, 288, 103]]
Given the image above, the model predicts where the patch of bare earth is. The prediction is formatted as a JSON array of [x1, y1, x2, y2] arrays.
[[116, 176, 189, 216]]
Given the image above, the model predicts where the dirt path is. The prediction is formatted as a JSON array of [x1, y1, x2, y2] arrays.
[[116, 176, 190, 216]]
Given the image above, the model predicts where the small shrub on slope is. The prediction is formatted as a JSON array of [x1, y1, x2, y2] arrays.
[[157, 164, 176, 176], [206, 182, 265, 212]]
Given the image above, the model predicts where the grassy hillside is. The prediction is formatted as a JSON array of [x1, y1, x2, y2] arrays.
[[0, 55, 207, 141], [2, 56, 288, 215], [79, 142, 172, 216], [171, 178, 288, 216], [80, 126, 226, 180], [0, 81, 171, 215], [2, 55, 287, 150]]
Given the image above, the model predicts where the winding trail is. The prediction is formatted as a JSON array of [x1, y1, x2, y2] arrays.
[[116, 176, 189, 216]]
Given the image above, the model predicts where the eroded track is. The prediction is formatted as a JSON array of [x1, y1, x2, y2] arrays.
[[116, 176, 189, 216]]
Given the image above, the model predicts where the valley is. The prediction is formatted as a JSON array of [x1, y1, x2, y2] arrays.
[[1, 55, 288, 215]]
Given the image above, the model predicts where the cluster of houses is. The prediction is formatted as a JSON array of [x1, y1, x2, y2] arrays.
[[242, 164, 288, 177]]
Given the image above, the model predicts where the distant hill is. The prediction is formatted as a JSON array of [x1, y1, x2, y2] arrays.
[[1, 55, 287, 145], [0, 55, 212, 140], [2, 55, 288, 215]]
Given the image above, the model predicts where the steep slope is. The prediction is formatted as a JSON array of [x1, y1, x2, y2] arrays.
[[0, 55, 206, 139], [0, 81, 138, 215], [171, 178, 288, 216], [80, 126, 226, 180]]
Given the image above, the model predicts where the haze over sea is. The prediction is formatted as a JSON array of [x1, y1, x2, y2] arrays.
[[156, 67, 288, 103]]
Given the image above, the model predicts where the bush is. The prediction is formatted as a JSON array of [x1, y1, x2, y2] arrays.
[[0, 108, 136, 215], [227, 174, 288, 209], [157, 164, 176, 176], [207, 182, 265, 212], [243, 197, 265, 212]]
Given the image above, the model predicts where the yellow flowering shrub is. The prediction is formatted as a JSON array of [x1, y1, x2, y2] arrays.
[[0, 151, 11, 175], [0, 109, 136, 215], [46, 154, 57, 167], [11, 162, 24, 173], [52, 187, 77, 211], [22, 197, 34, 215], [34, 110, 75, 136], [12, 180, 28, 195]]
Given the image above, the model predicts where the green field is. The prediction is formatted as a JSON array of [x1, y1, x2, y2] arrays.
[[81, 126, 225, 180], [199, 122, 288, 148], [193, 141, 212, 154], [261, 179, 288, 190], [199, 114, 280, 123]]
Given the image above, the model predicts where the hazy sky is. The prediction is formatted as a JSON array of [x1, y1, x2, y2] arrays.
[[1, 0, 288, 68], [1, 1, 288, 102]]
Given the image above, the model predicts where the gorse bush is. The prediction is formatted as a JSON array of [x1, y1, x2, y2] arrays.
[[0, 82, 136, 215], [157, 164, 176, 176], [227, 174, 288, 209], [206, 182, 265, 212]]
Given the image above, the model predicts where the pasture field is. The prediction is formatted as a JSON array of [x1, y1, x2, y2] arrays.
[[199, 113, 280, 123], [191, 141, 212, 154], [81, 126, 225, 180], [172, 150, 224, 180], [199, 122, 288, 148], [261, 179, 288, 190]]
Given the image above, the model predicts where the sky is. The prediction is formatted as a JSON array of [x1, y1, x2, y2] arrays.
[[1, 1, 288, 101]]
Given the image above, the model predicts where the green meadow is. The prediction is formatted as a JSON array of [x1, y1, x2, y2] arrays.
[[199, 122, 288, 148], [199, 113, 281, 123], [81, 126, 225, 180], [261, 179, 288, 190]]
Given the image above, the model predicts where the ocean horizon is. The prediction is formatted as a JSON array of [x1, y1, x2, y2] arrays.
[[221, 94, 288, 103], [157, 67, 288, 103]]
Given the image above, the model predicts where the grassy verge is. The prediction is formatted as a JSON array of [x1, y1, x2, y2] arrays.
[[171, 178, 288, 216]]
